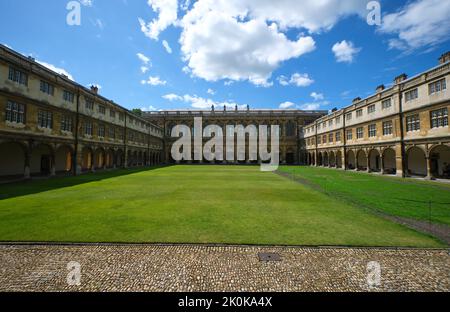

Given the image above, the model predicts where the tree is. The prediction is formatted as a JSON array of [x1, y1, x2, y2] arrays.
[[131, 108, 143, 117]]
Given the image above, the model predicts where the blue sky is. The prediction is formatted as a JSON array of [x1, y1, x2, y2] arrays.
[[0, 0, 449, 112]]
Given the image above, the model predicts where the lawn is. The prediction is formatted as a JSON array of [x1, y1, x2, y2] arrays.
[[278, 166, 450, 226], [0, 165, 445, 247]]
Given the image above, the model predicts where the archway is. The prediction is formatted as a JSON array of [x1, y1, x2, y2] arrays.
[[286, 150, 295, 164], [0, 142, 26, 177], [429, 145, 450, 178], [317, 153, 323, 166], [407, 147, 427, 177], [30, 143, 53, 176], [116, 149, 124, 168], [81, 147, 93, 171], [329, 151, 336, 167], [369, 149, 381, 172], [336, 151, 342, 168], [55, 145, 72, 173], [105, 149, 115, 168], [347, 150, 356, 170], [94, 148, 105, 170], [133, 151, 138, 166], [383, 148, 397, 175], [356, 150, 367, 171], [323, 152, 329, 167]]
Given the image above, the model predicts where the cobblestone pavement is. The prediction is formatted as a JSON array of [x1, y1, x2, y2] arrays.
[[0, 244, 448, 292]]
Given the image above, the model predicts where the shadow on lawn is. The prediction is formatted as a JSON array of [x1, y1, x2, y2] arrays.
[[0, 166, 169, 201]]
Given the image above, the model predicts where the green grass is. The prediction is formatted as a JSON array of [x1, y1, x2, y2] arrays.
[[279, 166, 450, 226], [0, 165, 445, 247]]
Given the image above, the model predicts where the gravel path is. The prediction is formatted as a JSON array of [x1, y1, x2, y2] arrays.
[[0, 244, 448, 292]]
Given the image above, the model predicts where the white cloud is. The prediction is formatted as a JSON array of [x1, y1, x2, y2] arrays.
[[278, 73, 314, 87], [141, 105, 158, 112], [162, 40, 173, 53], [141, 76, 167, 86], [207, 88, 215, 95], [137, 52, 151, 64], [138, 0, 368, 86], [310, 92, 324, 101], [298, 100, 330, 111], [80, 0, 93, 6], [141, 66, 150, 74], [36, 61, 74, 80], [279, 101, 295, 109], [163, 93, 183, 101], [379, 0, 450, 51], [332, 40, 361, 63], [162, 93, 245, 110], [138, 0, 178, 40]]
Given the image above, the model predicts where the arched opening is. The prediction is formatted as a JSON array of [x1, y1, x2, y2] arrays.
[[31, 143, 53, 176], [323, 152, 329, 167], [336, 151, 342, 168], [286, 150, 295, 164], [81, 147, 93, 171], [329, 151, 336, 167], [429, 145, 450, 179], [307, 153, 312, 166], [144, 152, 148, 166], [407, 147, 427, 177], [356, 150, 367, 171], [0, 142, 26, 178], [138, 151, 143, 166], [116, 150, 124, 167], [133, 151, 138, 166], [347, 150, 356, 170], [105, 149, 115, 168], [317, 153, 323, 166], [382, 148, 397, 175], [369, 149, 381, 172], [55, 145, 72, 174], [311, 153, 316, 166], [94, 148, 105, 170], [127, 150, 133, 167]]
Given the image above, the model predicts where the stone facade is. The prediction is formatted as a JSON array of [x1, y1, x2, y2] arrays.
[[304, 52, 450, 179], [144, 109, 326, 165], [0, 44, 164, 180]]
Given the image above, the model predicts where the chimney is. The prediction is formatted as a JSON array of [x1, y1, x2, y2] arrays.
[[331, 107, 338, 112], [394, 73, 408, 84], [352, 97, 361, 103], [376, 84, 385, 92], [90, 85, 99, 94], [247, 104, 250, 112], [211, 105, 214, 112], [439, 51, 450, 64], [235, 104, 238, 112]]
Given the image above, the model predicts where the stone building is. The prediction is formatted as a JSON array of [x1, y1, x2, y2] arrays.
[[303, 52, 450, 179], [144, 109, 326, 164], [0, 44, 164, 180]]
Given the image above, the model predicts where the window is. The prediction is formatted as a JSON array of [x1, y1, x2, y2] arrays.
[[8, 66, 28, 86], [429, 78, 446, 95], [317, 123, 321, 130], [356, 127, 363, 139], [328, 133, 333, 143], [118, 130, 124, 141], [40, 80, 54, 95], [98, 105, 106, 115], [405, 88, 418, 102], [85, 97, 94, 110], [382, 98, 392, 109], [98, 124, 105, 137], [129, 131, 135, 141], [110, 110, 116, 118], [63, 90, 74, 103], [6, 100, 25, 124], [336, 116, 341, 124], [328, 120, 333, 127], [356, 109, 363, 117], [346, 129, 353, 140], [335, 132, 341, 142], [368, 124, 377, 137], [109, 127, 115, 139], [119, 113, 125, 122], [322, 135, 327, 144], [60, 115, 73, 132], [367, 105, 376, 114], [38, 110, 53, 129], [430, 108, 448, 128], [85, 122, 93, 136], [317, 136, 321, 144], [383, 121, 393, 135], [406, 115, 420, 132], [346, 113, 352, 121]]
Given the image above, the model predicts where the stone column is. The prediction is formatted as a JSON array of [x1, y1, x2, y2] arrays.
[[426, 157, 433, 180]]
